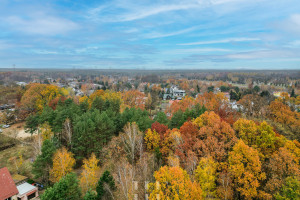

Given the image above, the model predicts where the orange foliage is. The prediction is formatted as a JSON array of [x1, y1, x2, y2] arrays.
[[268, 100, 300, 132], [266, 147, 300, 193], [191, 111, 237, 162], [148, 166, 202, 200], [122, 90, 145, 109], [21, 83, 62, 112], [166, 96, 195, 116], [229, 140, 267, 200], [195, 92, 228, 112]]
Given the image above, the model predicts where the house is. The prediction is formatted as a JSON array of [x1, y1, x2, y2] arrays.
[[163, 86, 186, 100], [0, 167, 18, 200], [0, 168, 39, 200], [12, 174, 28, 186], [16, 182, 39, 200], [170, 86, 186, 98], [16, 82, 27, 87]]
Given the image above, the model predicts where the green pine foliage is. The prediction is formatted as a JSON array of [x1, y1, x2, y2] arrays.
[[41, 173, 82, 200]]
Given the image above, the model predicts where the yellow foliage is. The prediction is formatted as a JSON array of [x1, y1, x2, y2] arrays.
[[144, 129, 160, 151], [50, 147, 75, 183], [40, 122, 54, 141], [80, 153, 100, 194], [193, 111, 220, 128], [87, 90, 122, 107], [229, 140, 266, 199], [148, 166, 202, 200], [79, 96, 88, 104], [21, 83, 62, 112], [195, 157, 218, 199], [36, 85, 61, 111]]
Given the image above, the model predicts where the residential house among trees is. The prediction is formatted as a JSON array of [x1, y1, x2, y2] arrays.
[[0, 167, 18, 200], [163, 86, 186, 100], [0, 167, 39, 200]]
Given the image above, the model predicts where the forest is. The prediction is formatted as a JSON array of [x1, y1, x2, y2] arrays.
[[0, 81, 294, 200], [1, 78, 300, 200]]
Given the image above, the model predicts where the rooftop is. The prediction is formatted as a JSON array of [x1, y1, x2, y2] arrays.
[[17, 182, 37, 196], [0, 167, 19, 199]]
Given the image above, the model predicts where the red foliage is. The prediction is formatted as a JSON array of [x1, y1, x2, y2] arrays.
[[151, 121, 168, 140], [49, 96, 67, 110]]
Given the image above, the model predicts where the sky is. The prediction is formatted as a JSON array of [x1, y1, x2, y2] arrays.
[[0, 0, 300, 70]]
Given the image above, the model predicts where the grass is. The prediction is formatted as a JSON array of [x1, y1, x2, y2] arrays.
[[0, 133, 35, 178], [0, 133, 18, 147]]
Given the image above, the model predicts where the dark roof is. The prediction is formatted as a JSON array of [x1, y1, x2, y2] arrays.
[[0, 167, 18, 199]]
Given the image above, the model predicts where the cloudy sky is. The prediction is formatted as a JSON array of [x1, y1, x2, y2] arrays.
[[0, 0, 300, 69]]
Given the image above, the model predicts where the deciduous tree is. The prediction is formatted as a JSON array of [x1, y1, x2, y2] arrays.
[[122, 90, 145, 110], [229, 140, 266, 200], [144, 128, 160, 151], [148, 166, 202, 200], [266, 147, 300, 194], [50, 147, 75, 183], [80, 153, 100, 194], [195, 157, 218, 199]]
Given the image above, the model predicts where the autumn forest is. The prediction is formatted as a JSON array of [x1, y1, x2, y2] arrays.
[[0, 70, 299, 200]]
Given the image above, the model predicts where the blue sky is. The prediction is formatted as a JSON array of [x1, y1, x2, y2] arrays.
[[0, 0, 300, 69]]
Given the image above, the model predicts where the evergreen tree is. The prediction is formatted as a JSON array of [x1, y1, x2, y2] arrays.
[[120, 107, 152, 132], [84, 190, 97, 200], [41, 173, 82, 200], [253, 85, 260, 93], [96, 170, 116, 200], [169, 110, 185, 129], [32, 139, 56, 185], [154, 111, 169, 125], [207, 86, 214, 93], [72, 110, 116, 160], [291, 89, 296, 98]]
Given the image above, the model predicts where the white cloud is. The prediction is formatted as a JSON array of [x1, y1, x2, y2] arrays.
[[143, 26, 198, 39], [226, 49, 300, 59], [274, 13, 300, 35], [179, 37, 260, 45], [119, 4, 200, 22], [88, 0, 210, 22], [6, 15, 79, 35], [0, 40, 14, 50], [164, 48, 231, 54]]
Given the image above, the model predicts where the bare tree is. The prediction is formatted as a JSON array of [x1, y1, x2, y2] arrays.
[[32, 129, 42, 156], [115, 159, 135, 200], [121, 122, 143, 164], [62, 118, 72, 148]]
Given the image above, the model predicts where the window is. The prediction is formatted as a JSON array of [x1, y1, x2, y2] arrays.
[[28, 192, 36, 200]]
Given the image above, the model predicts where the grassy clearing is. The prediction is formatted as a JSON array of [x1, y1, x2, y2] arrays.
[[0, 133, 35, 178]]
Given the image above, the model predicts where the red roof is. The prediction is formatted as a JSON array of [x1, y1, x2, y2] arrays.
[[0, 167, 18, 200]]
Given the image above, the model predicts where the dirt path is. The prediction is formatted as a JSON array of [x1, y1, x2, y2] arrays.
[[2, 122, 32, 139]]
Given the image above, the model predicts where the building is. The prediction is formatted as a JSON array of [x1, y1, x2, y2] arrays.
[[170, 86, 186, 99], [0, 167, 39, 200], [163, 86, 186, 100], [16, 182, 39, 200], [0, 167, 18, 200]]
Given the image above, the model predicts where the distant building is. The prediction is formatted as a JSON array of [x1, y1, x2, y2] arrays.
[[163, 86, 186, 100], [16, 82, 27, 87]]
